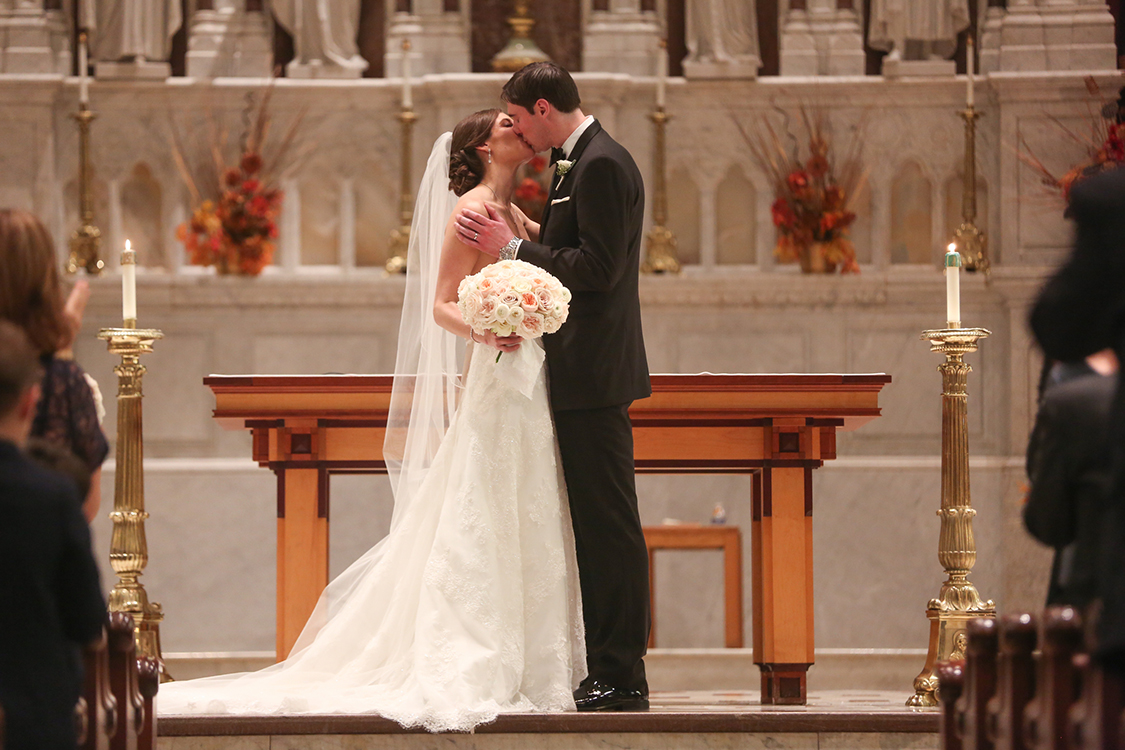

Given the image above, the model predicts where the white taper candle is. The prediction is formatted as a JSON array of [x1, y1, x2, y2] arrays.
[[656, 39, 667, 109], [965, 37, 974, 108], [78, 32, 89, 105], [401, 40, 412, 110], [122, 240, 137, 323], [945, 244, 961, 327]]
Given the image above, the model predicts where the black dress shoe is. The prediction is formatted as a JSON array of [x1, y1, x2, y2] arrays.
[[574, 679, 649, 711]]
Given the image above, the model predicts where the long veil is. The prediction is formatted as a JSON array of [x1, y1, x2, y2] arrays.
[[384, 131, 462, 517], [285, 131, 462, 647]]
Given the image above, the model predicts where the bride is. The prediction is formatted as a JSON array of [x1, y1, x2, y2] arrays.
[[158, 110, 586, 731]]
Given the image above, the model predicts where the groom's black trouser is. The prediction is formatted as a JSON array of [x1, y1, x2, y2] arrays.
[[553, 403, 650, 692]]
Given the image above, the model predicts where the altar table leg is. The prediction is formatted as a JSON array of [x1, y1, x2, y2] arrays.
[[752, 466, 814, 705], [275, 468, 329, 661]]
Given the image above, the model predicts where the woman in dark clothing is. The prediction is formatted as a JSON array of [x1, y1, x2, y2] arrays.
[[0, 209, 108, 521]]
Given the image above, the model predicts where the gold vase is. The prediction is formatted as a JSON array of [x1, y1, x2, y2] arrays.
[[798, 242, 836, 274]]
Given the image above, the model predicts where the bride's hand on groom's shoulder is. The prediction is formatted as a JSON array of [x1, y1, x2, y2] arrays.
[[457, 204, 512, 258]]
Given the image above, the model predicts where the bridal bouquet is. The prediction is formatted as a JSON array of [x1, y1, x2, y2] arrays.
[[458, 260, 571, 360]]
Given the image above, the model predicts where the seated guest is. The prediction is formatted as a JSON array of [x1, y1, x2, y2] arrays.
[[0, 321, 106, 750], [0, 209, 108, 522], [1031, 165, 1125, 672], [1024, 351, 1118, 610]]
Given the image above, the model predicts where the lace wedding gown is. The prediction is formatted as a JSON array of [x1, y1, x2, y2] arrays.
[[158, 341, 586, 731]]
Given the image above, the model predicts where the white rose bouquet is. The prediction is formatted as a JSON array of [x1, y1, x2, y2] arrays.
[[457, 259, 571, 362]]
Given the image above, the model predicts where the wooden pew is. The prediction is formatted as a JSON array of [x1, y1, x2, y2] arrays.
[[987, 613, 1037, 750], [135, 658, 160, 750], [1024, 606, 1083, 750], [938, 660, 966, 750], [76, 613, 158, 750], [78, 630, 115, 750], [939, 606, 1125, 750], [1068, 652, 1125, 750], [956, 617, 1000, 750], [106, 613, 145, 750]]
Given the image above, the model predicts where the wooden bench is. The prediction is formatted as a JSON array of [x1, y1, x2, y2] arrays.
[[938, 606, 1125, 750], [643, 524, 742, 648], [76, 613, 159, 750]]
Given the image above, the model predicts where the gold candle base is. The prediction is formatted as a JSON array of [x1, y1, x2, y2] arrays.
[[97, 326, 170, 680], [950, 106, 990, 276], [385, 107, 418, 275], [67, 106, 104, 275], [490, 0, 551, 72], [907, 327, 995, 708], [642, 107, 681, 274]]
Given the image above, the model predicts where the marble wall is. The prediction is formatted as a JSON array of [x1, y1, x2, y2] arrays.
[[0, 71, 1086, 657]]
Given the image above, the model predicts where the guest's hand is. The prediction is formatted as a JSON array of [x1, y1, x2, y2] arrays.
[[457, 204, 514, 258], [60, 280, 90, 355], [474, 329, 522, 354]]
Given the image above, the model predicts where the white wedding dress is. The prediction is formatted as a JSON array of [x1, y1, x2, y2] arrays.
[[158, 135, 586, 732]]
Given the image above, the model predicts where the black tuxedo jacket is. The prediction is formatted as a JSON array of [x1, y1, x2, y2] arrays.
[[518, 121, 651, 411], [0, 440, 105, 750], [1030, 166, 1125, 664]]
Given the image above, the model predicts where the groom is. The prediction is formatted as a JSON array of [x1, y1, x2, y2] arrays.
[[456, 62, 652, 711]]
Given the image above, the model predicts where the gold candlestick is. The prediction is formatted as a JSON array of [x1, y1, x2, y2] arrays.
[[642, 107, 680, 274], [949, 105, 989, 276], [907, 326, 995, 707], [385, 105, 417, 275], [67, 101, 104, 275], [97, 324, 169, 680]]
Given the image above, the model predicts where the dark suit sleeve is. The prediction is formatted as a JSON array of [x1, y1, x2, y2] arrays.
[[1024, 397, 1077, 548], [1031, 174, 1125, 361], [518, 155, 636, 293], [56, 487, 105, 645]]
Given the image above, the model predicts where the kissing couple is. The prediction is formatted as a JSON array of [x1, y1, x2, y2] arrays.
[[160, 62, 652, 731]]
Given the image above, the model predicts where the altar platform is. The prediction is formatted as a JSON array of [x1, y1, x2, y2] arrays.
[[158, 689, 939, 749]]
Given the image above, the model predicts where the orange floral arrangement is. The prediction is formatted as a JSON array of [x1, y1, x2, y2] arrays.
[[737, 108, 866, 274], [513, 154, 551, 222], [170, 88, 305, 275], [1019, 77, 1125, 206], [177, 153, 282, 275]]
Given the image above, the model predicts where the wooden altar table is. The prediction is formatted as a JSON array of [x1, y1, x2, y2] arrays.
[[204, 372, 891, 705]]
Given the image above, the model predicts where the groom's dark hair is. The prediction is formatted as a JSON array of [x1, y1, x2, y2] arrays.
[[501, 62, 581, 114]]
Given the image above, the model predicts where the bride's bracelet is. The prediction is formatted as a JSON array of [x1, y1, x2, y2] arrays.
[[499, 237, 521, 261], [469, 330, 479, 344]]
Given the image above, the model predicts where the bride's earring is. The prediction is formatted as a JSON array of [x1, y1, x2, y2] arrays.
[[487, 148, 492, 165]]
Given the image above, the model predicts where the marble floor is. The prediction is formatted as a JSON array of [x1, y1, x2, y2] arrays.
[[158, 689, 940, 750]]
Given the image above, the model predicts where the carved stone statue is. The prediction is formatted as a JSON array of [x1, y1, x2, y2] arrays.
[[684, 0, 760, 78], [87, 0, 181, 64], [868, 0, 970, 61], [271, 0, 367, 78]]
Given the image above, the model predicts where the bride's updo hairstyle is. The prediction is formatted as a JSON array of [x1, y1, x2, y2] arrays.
[[449, 108, 500, 197]]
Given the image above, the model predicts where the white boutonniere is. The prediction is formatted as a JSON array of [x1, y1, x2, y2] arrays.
[[554, 159, 574, 190]]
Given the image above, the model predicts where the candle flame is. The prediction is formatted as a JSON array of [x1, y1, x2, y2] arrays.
[[125, 239, 131, 251], [947, 243, 957, 253]]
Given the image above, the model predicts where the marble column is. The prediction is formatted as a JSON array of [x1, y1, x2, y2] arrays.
[[385, 0, 469, 77], [0, 1, 70, 74], [779, 0, 865, 76], [999, 0, 1115, 71], [186, 0, 273, 78], [583, 0, 661, 76]]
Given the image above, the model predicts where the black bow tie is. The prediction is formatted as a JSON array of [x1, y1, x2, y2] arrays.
[[549, 147, 565, 165]]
